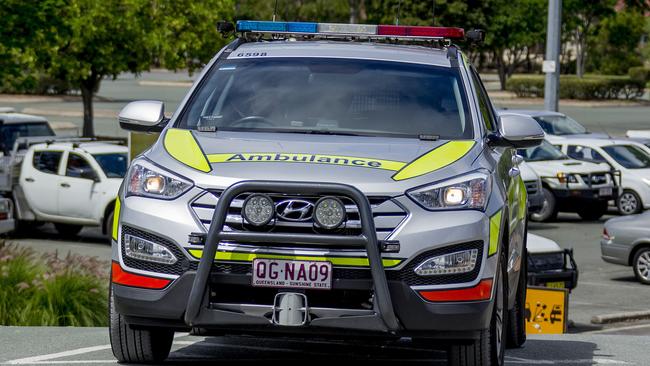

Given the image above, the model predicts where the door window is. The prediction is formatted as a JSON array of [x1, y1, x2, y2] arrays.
[[470, 67, 496, 132], [66, 153, 99, 181], [567, 145, 607, 163], [32, 151, 62, 174]]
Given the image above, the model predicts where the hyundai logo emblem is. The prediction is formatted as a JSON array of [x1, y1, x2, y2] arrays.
[[276, 200, 314, 222]]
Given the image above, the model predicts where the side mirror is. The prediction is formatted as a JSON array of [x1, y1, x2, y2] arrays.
[[79, 168, 100, 182], [491, 114, 544, 148], [118, 101, 168, 133]]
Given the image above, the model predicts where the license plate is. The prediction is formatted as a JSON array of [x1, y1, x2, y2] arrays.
[[546, 281, 565, 289], [599, 187, 612, 196], [252, 259, 332, 290]]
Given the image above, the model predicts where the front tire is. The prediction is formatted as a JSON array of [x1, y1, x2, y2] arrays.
[[617, 190, 642, 215], [109, 286, 174, 363], [448, 251, 507, 366], [530, 188, 557, 222], [104, 209, 115, 241], [506, 249, 527, 348], [632, 247, 650, 285]]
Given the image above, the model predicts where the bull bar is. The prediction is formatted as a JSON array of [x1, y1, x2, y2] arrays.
[[183, 181, 401, 333]]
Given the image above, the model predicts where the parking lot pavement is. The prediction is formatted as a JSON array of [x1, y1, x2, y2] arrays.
[[1, 327, 648, 365]]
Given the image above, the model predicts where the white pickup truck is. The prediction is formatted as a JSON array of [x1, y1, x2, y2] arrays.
[[14, 141, 127, 236]]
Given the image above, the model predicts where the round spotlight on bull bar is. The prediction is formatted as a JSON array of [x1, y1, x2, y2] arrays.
[[313, 196, 346, 229], [242, 194, 274, 226]]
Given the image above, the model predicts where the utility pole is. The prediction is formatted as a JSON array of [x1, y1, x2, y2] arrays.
[[544, 0, 562, 112]]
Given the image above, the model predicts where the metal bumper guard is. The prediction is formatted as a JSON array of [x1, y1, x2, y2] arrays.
[[184, 181, 401, 333]]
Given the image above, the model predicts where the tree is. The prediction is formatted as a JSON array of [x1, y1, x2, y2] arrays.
[[563, 0, 615, 78], [588, 9, 645, 74]]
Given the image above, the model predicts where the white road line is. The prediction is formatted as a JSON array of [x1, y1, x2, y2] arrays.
[[587, 323, 650, 334], [579, 281, 641, 289]]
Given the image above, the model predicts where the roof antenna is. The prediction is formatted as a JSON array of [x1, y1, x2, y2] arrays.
[[395, 0, 403, 25], [272, 0, 279, 21], [432, 0, 436, 26]]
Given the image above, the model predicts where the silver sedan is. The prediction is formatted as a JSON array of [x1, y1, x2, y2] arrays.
[[602, 211, 650, 284]]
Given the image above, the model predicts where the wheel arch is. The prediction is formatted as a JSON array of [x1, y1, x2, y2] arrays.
[[102, 200, 116, 235], [628, 242, 650, 266]]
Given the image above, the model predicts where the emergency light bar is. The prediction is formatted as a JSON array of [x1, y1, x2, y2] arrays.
[[236, 20, 465, 40]]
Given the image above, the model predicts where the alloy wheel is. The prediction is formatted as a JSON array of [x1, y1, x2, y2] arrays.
[[619, 192, 639, 215], [637, 251, 650, 281]]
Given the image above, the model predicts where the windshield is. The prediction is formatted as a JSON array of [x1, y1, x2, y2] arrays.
[[533, 115, 587, 135], [602, 145, 650, 169], [177, 58, 472, 139], [519, 140, 566, 161], [0, 122, 54, 153], [93, 153, 128, 178]]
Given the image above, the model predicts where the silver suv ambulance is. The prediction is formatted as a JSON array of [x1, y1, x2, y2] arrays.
[[110, 21, 543, 366]]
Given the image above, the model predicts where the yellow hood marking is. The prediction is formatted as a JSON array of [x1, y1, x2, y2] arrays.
[[188, 249, 403, 268], [207, 152, 406, 172], [163, 129, 211, 172], [391, 141, 476, 181]]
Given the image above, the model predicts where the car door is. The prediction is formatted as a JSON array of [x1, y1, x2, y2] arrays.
[[20, 150, 64, 216], [57, 152, 102, 220]]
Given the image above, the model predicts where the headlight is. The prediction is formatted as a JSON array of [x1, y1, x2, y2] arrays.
[[127, 163, 192, 199], [314, 196, 346, 229], [407, 172, 490, 211], [556, 172, 578, 184], [414, 249, 479, 276], [124, 234, 177, 265]]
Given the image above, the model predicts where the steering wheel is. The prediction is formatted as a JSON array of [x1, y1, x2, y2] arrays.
[[229, 116, 276, 128]]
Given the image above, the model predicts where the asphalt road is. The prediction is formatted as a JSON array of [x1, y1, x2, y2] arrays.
[[1, 326, 649, 366]]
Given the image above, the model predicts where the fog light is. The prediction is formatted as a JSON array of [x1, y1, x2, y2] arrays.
[[242, 194, 274, 226], [414, 249, 478, 276], [124, 234, 177, 265], [314, 196, 346, 229]]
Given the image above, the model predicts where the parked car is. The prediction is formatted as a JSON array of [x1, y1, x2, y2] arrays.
[[16, 141, 127, 236], [111, 20, 544, 365], [0, 109, 55, 155], [556, 138, 650, 215], [519, 161, 544, 213], [498, 110, 607, 143], [527, 233, 578, 291], [0, 198, 15, 234], [602, 211, 650, 285], [518, 140, 617, 221]]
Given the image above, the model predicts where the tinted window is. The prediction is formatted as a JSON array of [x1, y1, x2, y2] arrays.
[[602, 145, 650, 169], [66, 153, 98, 180], [178, 58, 472, 139], [93, 153, 128, 178], [533, 115, 587, 135], [519, 140, 566, 161], [567, 145, 607, 163], [0, 122, 54, 153], [32, 151, 62, 174], [470, 68, 496, 131]]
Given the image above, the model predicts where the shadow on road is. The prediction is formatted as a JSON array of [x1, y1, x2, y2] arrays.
[[507, 339, 602, 365]]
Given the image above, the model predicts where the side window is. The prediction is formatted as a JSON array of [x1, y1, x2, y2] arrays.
[[32, 151, 62, 174], [567, 145, 606, 162], [469, 67, 497, 132], [66, 153, 98, 180]]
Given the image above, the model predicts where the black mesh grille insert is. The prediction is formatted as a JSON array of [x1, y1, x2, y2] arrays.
[[211, 241, 484, 286], [121, 226, 196, 276]]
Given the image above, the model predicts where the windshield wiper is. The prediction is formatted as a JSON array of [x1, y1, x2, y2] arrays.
[[283, 129, 363, 137]]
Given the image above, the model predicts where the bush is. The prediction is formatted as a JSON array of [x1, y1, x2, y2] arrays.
[[628, 66, 650, 83], [506, 75, 645, 100], [0, 242, 108, 326]]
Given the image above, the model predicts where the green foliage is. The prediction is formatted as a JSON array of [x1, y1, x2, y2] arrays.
[[628, 66, 650, 83], [506, 75, 645, 100], [0, 242, 108, 326], [587, 10, 645, 75]]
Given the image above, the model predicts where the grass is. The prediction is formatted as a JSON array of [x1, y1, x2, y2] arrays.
[[0, 242, 109, 326]]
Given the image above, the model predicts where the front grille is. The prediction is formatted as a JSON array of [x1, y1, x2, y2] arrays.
[[579, 173, 609, 187], [211, 241, 484, 287], [190, 191, 407, 241], [121, 226, 196, 276], [524, 180, 539, 196]]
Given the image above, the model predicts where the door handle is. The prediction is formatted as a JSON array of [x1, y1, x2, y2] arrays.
[[60, 183, 70, 188], [25, 178, 35, 182], [508, 167, 520, 177]]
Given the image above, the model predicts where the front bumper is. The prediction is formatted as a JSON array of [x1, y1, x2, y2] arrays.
[[527, 249, 578, 291], [114, 181, 499, 339]]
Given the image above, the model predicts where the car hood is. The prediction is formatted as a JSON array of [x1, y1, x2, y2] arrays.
[[527, 233, 562, 254], [525, 159, 610, 177], [519, 162, 539, 182], [144, 129, 484, 196]]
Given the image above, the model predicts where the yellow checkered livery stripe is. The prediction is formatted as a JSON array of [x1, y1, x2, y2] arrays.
[[207, 153, 406, 172], [489, 209, 502, 256], [392, 141, 476, 181], [163, 129, 211, 172], [188, 249, 403, 268]]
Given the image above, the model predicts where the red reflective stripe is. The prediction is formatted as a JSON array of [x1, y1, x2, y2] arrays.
[[377, 25, 465, 39], [111, 262, 171, 289], [418, 279, 493, 302]]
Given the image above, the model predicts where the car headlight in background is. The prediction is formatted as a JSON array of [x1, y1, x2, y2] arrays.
[[414, 249, 479, 276], [407, 172, 490, 211], [124, 234, 177, 265], [127, 163, 192, 199], [556, 172, 578, 184]]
